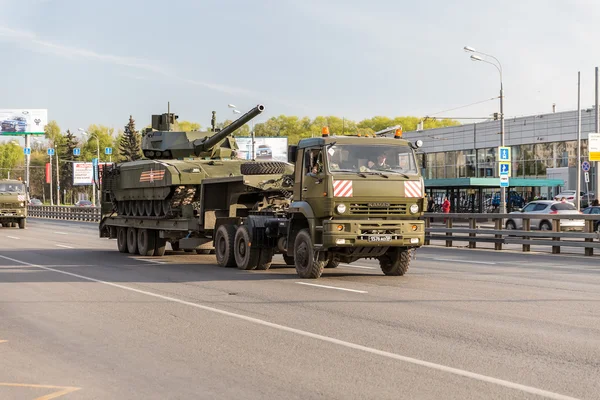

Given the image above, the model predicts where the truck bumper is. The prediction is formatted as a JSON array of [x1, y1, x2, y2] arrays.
[[322, 219, 425, 248], [0, 209, 25, 217]]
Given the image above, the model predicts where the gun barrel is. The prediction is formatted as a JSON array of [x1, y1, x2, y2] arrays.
[[195, 104, 265, 151]]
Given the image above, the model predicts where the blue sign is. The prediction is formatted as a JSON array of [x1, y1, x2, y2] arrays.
[[499, 162, 510, 175], [23, 147, 31, 155], [92, 157, 98, 166], [499, 146, 511, 161], [105, 147, 112, 155], [582, 161, 591, 172], [47, 148, 55, 156], [73, 148, 81, 156]]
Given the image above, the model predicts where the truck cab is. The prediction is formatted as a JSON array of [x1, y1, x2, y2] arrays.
[[0, 179, 27, 229]]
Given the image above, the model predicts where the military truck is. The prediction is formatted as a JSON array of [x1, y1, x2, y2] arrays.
[[0, 179, 27, 228], [99, 106, 425, 278]]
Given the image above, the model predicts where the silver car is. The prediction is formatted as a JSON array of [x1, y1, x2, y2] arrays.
[[505, 200, 584, 231]]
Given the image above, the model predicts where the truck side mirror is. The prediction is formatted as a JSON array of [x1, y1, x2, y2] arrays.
[[288, 145, 298, 163]]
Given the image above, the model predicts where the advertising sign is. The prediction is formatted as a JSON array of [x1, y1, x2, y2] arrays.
[[235, 137, 288, 162], [0, 109, 48, 135], [72, 162, 110, 186], [589, 133, 600, 161]]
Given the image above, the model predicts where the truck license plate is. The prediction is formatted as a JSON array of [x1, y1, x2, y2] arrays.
[[368, 235, 392, 242]]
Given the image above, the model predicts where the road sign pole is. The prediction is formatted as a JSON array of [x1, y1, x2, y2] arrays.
[[24, 134, 30, 199]]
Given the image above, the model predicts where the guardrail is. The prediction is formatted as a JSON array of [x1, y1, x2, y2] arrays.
[[27, 205, 101, 222], [423, 212, 600, 256]]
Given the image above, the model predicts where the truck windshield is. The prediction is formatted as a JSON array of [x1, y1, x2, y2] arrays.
[[326, 144, 419, 175], [0, 183, 25, 192]]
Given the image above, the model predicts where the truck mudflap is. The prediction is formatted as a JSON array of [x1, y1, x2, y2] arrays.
[[321, 219, 425, 248]]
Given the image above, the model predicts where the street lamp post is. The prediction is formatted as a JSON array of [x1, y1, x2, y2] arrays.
[[464, 46, 506, 214], [79, 128, 100, 207]]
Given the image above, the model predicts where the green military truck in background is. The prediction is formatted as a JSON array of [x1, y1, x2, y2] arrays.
[[0, 179, 27, 229], [99, 105, 425, 278]]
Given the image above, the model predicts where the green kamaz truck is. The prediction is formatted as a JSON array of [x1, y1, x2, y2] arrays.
[[0, 179, 27, 229], [100, 105, 425, 278]]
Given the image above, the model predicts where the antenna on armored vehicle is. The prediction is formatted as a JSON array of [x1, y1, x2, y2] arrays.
[[211, 111, 216, 132], [167, 102, 171, 131]]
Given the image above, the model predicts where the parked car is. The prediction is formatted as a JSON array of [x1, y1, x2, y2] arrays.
[[491, 191, 525, 208], [582, 206, 600, 231], [256, 145, 272, 159], [554, 190, 585, 202], [505, 200, 584, 231], [75, 200, 93, 207], [1, 116, 27, 132], [28, 198, 43, 206]]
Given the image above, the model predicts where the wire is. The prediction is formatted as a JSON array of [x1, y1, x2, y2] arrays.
[[424, 97, 499, 118]]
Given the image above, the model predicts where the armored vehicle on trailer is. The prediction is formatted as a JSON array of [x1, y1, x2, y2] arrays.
[[0, 179, 27, 228]]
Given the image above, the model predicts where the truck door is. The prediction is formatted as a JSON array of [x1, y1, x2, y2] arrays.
[[301, 147, 326, 207]]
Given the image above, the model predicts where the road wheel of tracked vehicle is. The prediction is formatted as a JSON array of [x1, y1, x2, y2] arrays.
[[234, 225, 259, 270], [294, 229, 325, 279], [18, 219, 25, 229], [379, 248, 410, 276], [256, 249, 274, 270], [117, 227, 128, 253], [215, 224, 236, 267], [154, 233, 166, 256], [240, 161, 287, 175], [117, 201, 126, 216], [125, 201, 132, 216], [126, 227, 138, 254], [136, 201, 145, 217], [282, 254, 295, 266], [153, 200, 162, 217], [137, 228, 156, 256], [144, 200, 153, 216]]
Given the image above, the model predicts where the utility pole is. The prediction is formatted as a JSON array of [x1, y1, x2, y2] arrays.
[[595, 67, 599, 199], [49, 151, 54, 206], [576, 71, 581, 210], [56, 144, 61, 206]]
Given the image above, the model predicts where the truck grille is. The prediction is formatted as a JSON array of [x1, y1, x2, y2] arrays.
[[349, 203, 407, 215], [0, 203, 19, 208]]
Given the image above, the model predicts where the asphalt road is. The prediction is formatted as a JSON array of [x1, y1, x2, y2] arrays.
[[1, 219, 599, 400]]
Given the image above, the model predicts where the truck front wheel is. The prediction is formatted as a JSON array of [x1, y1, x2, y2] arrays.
[[294, 229, 325, 279], [18, 219, 26, 229], [379, 248, 411, 276]]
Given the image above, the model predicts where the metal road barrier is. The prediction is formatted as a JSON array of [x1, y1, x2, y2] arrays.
[[27, 205, 101, 222], [423, 212, 600, 256]]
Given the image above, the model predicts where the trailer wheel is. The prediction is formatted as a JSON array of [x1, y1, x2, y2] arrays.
[[294, 229, 325, 279], [234, 225, 259, 270], [154, 233, 167, 257], [240, 161, 287, 175], [325, 259, 339, 268], [256, 249, 273, 270], [379, 248, 410, 276], [117, 227, 128, 253], [215, 224, 236, 267], [126, 227, 138, 254], [137, 229, 156, 256]]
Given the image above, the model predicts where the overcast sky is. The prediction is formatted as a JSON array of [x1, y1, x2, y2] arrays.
[[1, 0, 600, 137]]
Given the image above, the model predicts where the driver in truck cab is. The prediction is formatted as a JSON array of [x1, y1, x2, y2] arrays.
[[361, 151, 390, 171]]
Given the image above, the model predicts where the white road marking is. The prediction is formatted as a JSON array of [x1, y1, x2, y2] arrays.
[[340, 263, 376, 270], [431, 258, 497, 265], [6, 236, 19, 240], [295, 282, 368, 293], [0, 254, 581, 400], [53, 231, 68, 235], [133, 258, 167, 264], [56, 244, 74, 249]]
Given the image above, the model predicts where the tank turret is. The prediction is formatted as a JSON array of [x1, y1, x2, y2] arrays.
[[142, 104, 264, 160]]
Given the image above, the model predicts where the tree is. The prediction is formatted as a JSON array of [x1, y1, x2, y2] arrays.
[[177, 121, 201, 132], [82, 124, 117, 162], [59, 129, 78, 203], [119, 116, 142, 162], [0, 141, 24, 179]]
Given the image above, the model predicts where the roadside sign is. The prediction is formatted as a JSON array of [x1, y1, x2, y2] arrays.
[[589, 133, 600, 161], [92, 157, 98, 166], [582, 161, 591, 172], [23, 147, 31, 155], [585, 171, 590, 183], [499, 162, 511, 176], [498, 146, 511, 161], [500, 175, 509, 187], [47, 148, 54, 156], [105, 147, 112, 155], [73, 148, 81, 156]]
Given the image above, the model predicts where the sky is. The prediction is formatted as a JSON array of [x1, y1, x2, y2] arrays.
[[1, 0, 600, 142]]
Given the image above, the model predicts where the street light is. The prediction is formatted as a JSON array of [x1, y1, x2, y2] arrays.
[[464, 45, 506, 214], [79, 128, 100, 207]]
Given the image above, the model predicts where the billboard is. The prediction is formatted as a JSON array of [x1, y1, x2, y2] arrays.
[[235, 137, 288, 162], [0, 109, 48, 135], [72, 162, 111, 186]]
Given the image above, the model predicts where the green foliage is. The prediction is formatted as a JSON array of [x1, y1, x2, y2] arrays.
[[119, 116, 142, 162], [82, 124, 117, 162], [219, 119, 250, 136], [0, 141, 24, 179], [177, 121, 201, 132], [59, 129, 78, 195]]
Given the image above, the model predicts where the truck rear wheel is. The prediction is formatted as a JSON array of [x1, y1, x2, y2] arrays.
[[282, 254, 295, 266], [127, 227, 138, 254], [325, 258, 339, 268], [137, 229, 156, 256], [256, 249, 273, 270], [240, 161, 287, 175], [294, 229, 325, 279], [379, 248, 411, 276], [234, 225, 259, 270], [215, 224, 236, 267], [117, 227, 128, 253]]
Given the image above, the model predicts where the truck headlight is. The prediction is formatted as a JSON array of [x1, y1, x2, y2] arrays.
[[336, 204, 347, 214], [20, 202, 24, 206], [409, 204, 419, 214]]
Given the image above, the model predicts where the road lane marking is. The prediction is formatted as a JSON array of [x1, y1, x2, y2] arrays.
[[6, 236, 19, 239], [431, 258, 497, 265], [0, 383, 81, 400], [0, 340, 6, 343], [340, 263, 376, 270], [55, 244, 74, 249], [132, 258, 167, 264], [53, 232, 68, 235], [295, 282, 368, 293], [0, 254, 580, 400]]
